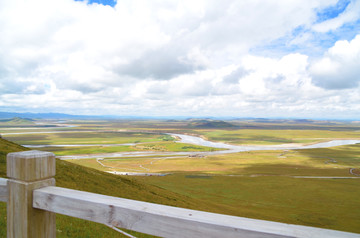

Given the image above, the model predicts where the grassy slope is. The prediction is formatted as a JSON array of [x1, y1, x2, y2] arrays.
[[0, 117, 34, 125], [0, 138, 229, 237]]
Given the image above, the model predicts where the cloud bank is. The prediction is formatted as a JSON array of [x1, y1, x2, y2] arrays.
[[0, 0, 360, 118], [310, 35, 360, 89]]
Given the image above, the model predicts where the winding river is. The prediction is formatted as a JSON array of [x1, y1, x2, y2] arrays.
[[52, 133, 360, 159], [171, 133, 360, 153], [2, 128, 360, 159]]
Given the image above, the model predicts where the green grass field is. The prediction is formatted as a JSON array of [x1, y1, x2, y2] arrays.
[[133, 141, 221, 152], [1, 118, 360, 235], [2, 131, 167, 145], [137, 173, 360, 233], [71, 143, 360, 176], [36, 145, 137, 155], [0, 137, 228, 237], [198, 129, 360, 145], [57, 126, 360, 233]]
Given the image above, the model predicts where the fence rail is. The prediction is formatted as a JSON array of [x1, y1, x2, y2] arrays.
[[1, 150, 360, 238], [0, 178, 7, 202]]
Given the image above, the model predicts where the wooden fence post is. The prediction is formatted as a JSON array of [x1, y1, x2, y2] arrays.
[[7, 150, 56, 238]]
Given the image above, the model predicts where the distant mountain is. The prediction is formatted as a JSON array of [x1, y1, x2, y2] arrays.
[[0, 111, 109, 120], [0, 111, 187, 120], [187, 119, 237, 128]]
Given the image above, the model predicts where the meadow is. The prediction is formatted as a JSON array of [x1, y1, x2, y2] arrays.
[[0, 137, 224, 238], [2, 131, 167, 145], [1, 118, 360, 235], [196, 128, 360, 145]]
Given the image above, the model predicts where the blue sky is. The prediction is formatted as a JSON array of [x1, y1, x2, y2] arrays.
[[316, 0, 351, 22], [0, 0, 360, 119], [76, 0, 116, 7]]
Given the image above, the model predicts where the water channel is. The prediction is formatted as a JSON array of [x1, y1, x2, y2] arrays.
[[43, 133, 360, 159], [2, 128, 359, 159], [171, 133, 360, 153]]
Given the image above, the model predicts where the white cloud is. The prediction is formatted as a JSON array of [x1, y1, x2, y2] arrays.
[[0, 0, 360, 118], [0, 0, 171, 92], [310, 34, 360, 89]]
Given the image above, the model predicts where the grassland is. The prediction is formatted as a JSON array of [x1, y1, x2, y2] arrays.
[[0, 137, 229, 237], [2, 128, 220, 156], [133, 143, 360, 233], [0, 117, 35, 125], [35, 145, 137, 155], [69, 141, 360, 178], [2, 131, 167, 145], [133, 141, 220, 152], [198, 129, 360, 145], [138, 173, 360, 233], [1, 118, 360, 235]]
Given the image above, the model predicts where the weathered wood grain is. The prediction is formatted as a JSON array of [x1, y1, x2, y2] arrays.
[[7, 151, 56, 238], [7, 150, 55, 181], [33, 186, 360, 238], [0, 178, 7, 202]]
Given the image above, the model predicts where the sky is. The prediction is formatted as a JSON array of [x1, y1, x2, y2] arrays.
[[0, 0, 360, 119]]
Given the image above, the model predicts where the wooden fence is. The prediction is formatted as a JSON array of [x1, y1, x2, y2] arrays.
[[1, 150, 360, 238]]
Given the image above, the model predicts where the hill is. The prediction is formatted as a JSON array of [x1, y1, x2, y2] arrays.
[[0, 117, 34, 125], [187, 119, 237, 128], [0, 137, 230, 237]]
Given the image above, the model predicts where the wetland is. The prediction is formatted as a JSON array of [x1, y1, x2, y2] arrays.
[[1, 118, 360, 233]]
